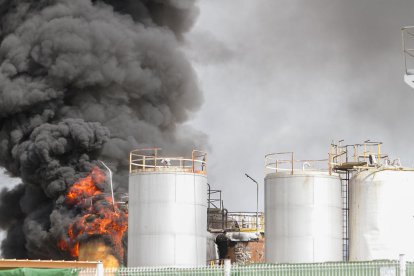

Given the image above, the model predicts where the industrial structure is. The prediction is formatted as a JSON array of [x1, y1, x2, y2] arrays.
[[331, 141, 414, 261], [128, 148, 208, 267], [263, 141, 414, 264], [206, 184, 265, 264], [126, 140, 414, 267], [264, 153, 343, 263]]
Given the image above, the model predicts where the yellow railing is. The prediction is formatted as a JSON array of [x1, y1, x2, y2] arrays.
[[329, 140, 389, 172], [226, 212, 265, 233], [129, 148, 207, 175], [265, 152, 329, 175], [265, 141, 391, 176]]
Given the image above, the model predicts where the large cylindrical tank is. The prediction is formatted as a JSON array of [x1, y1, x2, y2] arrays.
[[128, 149, 208, 267], [349, 169, 414, 261], [265, 171, 343, 263]]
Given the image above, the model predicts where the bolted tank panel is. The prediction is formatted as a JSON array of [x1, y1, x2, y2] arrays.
[[128, 149, 207, 267], [265, 171, 342, 263], [349, 170, 414, 261]]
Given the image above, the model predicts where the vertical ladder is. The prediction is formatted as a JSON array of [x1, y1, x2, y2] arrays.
[[341, 171, 350, 261]]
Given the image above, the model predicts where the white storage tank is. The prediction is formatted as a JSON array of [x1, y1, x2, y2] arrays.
[[349, 169, 414, 261], [264, 153, 343, 263], [128, 149, 208, 267]]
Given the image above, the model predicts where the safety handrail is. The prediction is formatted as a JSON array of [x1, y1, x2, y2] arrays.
[[226, 212, 265, 233], [265, 152, 330, 175], [129, 148, 207, 175], [329, 140, 390, 172]]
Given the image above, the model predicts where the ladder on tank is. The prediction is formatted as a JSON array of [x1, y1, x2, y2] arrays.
[[330, 140, 386, 262], [330, 141, 354, 261], [340, 171, 350, 261], [332, 164, 351, 262]]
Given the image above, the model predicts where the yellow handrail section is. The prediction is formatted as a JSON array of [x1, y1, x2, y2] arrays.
[[266, 141, 400, 176], [226, 212, 265, 233], [329, 140, 391, 173], [129, 148, 207, 175], [265, 152, 329, 175]]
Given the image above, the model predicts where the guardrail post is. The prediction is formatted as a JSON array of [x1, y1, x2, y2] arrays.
[[224, 259, 231, 276], [191, 150, 194, 173], [96, 261, 104, 276], [377, 143, 381, 161], [400, 254, 406, 276]]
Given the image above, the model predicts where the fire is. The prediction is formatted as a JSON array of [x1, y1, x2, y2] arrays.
[[79, 239, 120, 268], [65, 167, 105, 205], [58, 166, 128, 266]]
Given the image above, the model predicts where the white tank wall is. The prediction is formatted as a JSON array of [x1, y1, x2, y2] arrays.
[[128, 172, 208, 267], [349, 170, 414, 261], [265, 171, 343, 263]]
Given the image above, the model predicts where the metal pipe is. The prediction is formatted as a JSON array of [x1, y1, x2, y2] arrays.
[[377, 144, 381, 163], [96, 262, 104, 276], [400, 254, 406, 276], [224, 259, 231, 276], [222, 208, 228, 231], [129, 152, 132, 173], [207, 183, 211, 209], [207, 183, 211, 231], [99, 161, 115, 211], [192, 150, 195, 173], [245, 173, 259, 234]]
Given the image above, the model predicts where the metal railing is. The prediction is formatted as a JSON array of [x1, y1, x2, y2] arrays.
[[207, 184, 223, 210], [207, 185, 227, 232], [226, 212, 265, 233], [328, 140, 394, 173], [402, 26, 414, 74], [72, 257, 414, 275], [81, 193, 128, 210], [330, 140, 383, 164], [207, 211, 265, 233], [129, 148, 207, 175], [265, 152, 329, 175], [265, 141, 399, 176]]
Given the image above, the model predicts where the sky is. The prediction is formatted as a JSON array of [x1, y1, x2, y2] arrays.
[[184, 0, 414, 212], [1, 0, 414, 214]]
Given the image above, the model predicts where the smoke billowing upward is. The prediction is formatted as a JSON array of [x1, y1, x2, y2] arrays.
[[0, 0, 204, 261]]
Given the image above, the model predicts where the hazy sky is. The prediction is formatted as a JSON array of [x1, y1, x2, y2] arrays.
[[1, 0, 414, 214], [185, 0, 414, 212]]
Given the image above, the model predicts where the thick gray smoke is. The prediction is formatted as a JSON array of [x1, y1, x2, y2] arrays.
[[0, 0, 204, 260]]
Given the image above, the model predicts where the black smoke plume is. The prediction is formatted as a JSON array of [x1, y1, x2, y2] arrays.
[[0, 0, 204, 260]]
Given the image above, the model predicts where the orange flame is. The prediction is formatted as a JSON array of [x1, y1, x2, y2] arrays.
[[58, 166, 128, 263], [79, 240, 120, 268], [65, 167, 105, 206]]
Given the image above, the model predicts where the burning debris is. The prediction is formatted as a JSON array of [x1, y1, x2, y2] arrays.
[[0, 0, 204, 265], [58, 166, 128, 266]]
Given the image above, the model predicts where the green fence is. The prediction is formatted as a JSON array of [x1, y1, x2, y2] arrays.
[[73, 259, 414, 276]]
